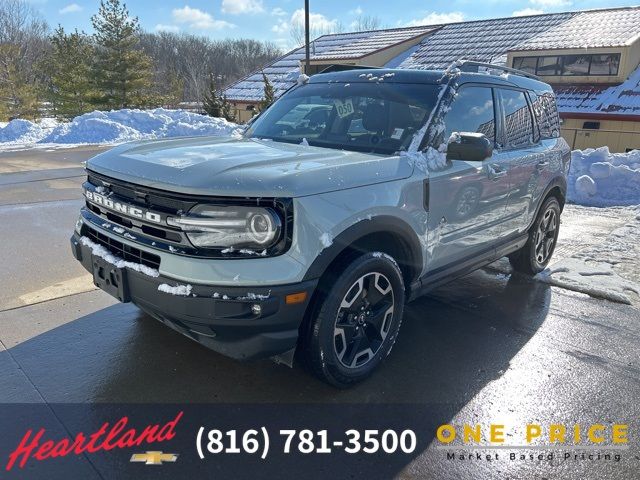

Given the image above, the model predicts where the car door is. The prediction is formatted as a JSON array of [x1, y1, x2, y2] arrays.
[[426, 85, 512, 272], [495, 87, 545, 236]]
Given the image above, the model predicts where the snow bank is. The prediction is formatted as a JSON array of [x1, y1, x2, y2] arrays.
[[0, 108, 239, 150], [568, 147, 640, 207]]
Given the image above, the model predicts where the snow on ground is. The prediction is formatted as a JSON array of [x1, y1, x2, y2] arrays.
[[568, 147, 640, 207], [0, 108, 239, 152], [536, 257, 639, 305], [487, 205, 640, 305]]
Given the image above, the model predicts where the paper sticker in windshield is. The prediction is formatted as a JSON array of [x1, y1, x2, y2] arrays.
[[391, 128, 404, 140], [335, 99, 354, 118]]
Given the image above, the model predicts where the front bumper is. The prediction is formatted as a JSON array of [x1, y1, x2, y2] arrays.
[[71, 233, 317, 360]]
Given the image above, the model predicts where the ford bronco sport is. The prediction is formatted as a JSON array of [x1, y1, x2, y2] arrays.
[[71, 61, 570, 387]]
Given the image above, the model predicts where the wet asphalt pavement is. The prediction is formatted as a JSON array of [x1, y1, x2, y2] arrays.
[[0, 147, 639, 479]]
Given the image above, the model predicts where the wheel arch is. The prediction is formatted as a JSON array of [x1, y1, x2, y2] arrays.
[[302, 216, 423, 292], [527, 176, 567, 232]]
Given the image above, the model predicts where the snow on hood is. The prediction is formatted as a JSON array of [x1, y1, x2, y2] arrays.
[[0, 108, 240, 150], [87, 136, 412, 198]]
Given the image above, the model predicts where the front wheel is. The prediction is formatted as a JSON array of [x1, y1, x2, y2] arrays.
[[509, 196, 561, 275], [303, 252, 405, 387]]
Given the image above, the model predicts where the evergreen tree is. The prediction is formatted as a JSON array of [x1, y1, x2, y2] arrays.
[[259, 72, 275, 112], [90, 0, 154, 109], [221, 95, 235, 123], [202, 75, 223, 118], [44, 27, 94, 119], [202, 74, 235, 122]]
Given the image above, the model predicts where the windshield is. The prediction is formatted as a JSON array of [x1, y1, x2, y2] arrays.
[[245, 81, 439, 155]]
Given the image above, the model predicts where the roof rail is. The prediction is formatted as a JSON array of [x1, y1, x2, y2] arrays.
[[456, 60, 541, 81], [318, 64, 379, 74]]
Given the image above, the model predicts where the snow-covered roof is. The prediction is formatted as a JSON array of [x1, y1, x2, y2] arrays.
[[555, 64, 640, 116], [224, 6, 640, 104], [399, 12, 576, 69], [311, 26, 438, 60], [512, 7, 640, 51], [224, 25, 437, 102]]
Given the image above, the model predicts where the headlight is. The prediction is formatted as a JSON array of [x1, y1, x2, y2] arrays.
[[167, 205, 282, 249]]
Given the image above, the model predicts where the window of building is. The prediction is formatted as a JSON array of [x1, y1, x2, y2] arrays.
[[562, 55, 591, 75], [498, 89, 534, 147], [443, 86, 495, 143], [512, 57, 537, 74], [590, 54, 620, 75], [537, 56, 560, 76], [583, 121, 600, 130], [512, 53, 620, 76]]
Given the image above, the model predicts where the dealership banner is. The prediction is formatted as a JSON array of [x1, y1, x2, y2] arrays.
[[1, 404, 638, 478]]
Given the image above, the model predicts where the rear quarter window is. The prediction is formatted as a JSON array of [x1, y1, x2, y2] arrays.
[[499, 89, 534, 148], [529, 91, 561, 140]]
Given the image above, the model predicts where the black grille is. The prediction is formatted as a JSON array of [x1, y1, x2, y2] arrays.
[[84, 226, 161, 270], [85, 170, 294, 258]]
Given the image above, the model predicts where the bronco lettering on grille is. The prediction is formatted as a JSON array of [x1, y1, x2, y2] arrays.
[[85, 190, 162, 224]]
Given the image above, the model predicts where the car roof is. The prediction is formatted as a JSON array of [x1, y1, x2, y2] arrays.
[[309, 67, 553, 93]]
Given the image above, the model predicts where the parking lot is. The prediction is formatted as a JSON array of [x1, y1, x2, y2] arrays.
[[1, 147, 639, 478]]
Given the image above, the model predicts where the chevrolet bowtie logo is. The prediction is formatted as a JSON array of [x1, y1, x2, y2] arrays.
[[130, 451, 178, 465]]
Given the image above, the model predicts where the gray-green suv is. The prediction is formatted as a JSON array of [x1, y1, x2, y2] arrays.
[[71, 62, 570, 387]]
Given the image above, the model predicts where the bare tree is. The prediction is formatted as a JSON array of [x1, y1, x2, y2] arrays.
[[351, 15, 383, 32], [138, 32, 281, 104], [0, 0, 49, 118], [290, 19, 344, 47]]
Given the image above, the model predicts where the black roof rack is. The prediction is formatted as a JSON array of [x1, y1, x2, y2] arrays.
[[318, 64, 379, 74], [456, 60, 541, 81]]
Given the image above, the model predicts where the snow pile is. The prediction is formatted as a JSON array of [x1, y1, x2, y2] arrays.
[[540, 207, 639, 304], [0, 108, 239, 150], [0, 118, 58, 144], [568, 147, 640, 206]]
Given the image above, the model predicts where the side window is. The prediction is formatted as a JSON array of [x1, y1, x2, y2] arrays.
[[529, 91, 561, 140], [443, 86, 495, 143], [498, 89, 535, 148]]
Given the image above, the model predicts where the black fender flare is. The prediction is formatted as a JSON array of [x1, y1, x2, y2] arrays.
[[301, 215, 423, 282]]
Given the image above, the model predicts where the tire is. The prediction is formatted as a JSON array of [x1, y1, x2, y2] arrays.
[[509, 196, 561, 275], [303, 252, 405, 388]]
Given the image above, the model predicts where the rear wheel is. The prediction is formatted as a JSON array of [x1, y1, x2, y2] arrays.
[[303, 252, 405, 387], [509, 196, 561, 275]]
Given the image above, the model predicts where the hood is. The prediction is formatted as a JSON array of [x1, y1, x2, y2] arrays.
[[86, 136, 413, 198]]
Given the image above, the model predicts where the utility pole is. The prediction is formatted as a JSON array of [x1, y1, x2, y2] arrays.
[[304, 0, 310, 75]]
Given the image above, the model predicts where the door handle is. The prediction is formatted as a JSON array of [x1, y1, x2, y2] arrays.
[[487, 164, 507, 181], [536, 160, 549, 171]]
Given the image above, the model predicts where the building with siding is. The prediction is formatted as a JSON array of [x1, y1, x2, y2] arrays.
[[224, 6, 640, 152]]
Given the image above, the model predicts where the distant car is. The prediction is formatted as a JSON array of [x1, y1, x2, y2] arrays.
[[71, 62, 570, 387]]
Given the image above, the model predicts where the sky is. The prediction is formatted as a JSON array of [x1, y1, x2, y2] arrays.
[[29, 0, 639, 50]]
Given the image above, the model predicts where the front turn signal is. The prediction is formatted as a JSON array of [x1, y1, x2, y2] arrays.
[[285, 292, 308, 305]]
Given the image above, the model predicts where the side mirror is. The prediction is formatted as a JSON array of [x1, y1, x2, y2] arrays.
[[447, 132, 493, 161]]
